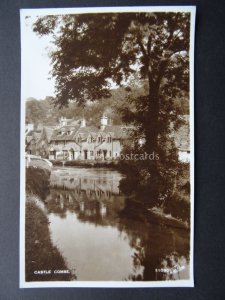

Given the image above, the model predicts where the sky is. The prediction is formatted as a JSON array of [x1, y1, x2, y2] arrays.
[[21, 16, 56, 101], [20, 14, 126, 103], [20, 13, 133, 102]]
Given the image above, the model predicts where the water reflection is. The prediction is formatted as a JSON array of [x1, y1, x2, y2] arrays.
[[45, 167, 189, 281]]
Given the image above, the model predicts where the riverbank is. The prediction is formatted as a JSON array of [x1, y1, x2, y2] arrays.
[[26, 199, 75, 281], [25, 167, 75, 281], [119, 162, 190, 227], [50, 159, 120, 169]]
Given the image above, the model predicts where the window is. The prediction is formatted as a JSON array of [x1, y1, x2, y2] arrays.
[[107, 136, 112, 143], [90, 151, 94, 156], [98, 136, 102, 143]]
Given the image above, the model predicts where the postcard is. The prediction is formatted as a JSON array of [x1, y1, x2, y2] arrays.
[[20, 6, 195, 288]]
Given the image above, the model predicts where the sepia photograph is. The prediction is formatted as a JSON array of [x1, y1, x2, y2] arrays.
[[20, 6, 195, 288]]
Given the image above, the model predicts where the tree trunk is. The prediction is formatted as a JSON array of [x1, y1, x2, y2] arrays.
[[144, 76, 161, 201], [145, 77, 160, 155]]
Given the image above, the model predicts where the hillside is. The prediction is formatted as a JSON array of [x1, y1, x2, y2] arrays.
[[26, 85, 189, 127]]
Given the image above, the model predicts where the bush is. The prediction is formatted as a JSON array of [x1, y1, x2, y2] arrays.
[[26, 167, 50, 200], [50, 160, 63, 166]]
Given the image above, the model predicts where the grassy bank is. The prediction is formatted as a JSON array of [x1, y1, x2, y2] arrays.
[[25, 167, 75, 281], [25, 199, 75, 281]]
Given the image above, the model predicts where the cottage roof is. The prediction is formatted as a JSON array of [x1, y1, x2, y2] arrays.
[[50, 123, 130, 142], [75, 126, 99, 140], [87, 132, 98, 139], [51, 125, 80, 141]]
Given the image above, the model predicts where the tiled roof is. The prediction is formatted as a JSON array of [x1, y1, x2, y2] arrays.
[[51, 125, 80, 141], [59, 125, 78, 129], [88, 132, 98, 138], [50, 123, 131, 142], [75, 126, 99, 139]]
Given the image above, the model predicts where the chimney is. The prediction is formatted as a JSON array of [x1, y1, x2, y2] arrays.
[[100, 115, 108, 130], [80, 119, 86, 128]]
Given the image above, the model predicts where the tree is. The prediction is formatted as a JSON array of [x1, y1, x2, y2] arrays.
[[33, 12, 189, 144], [33, 12, 190, 198], [26, 98, 46, 124]]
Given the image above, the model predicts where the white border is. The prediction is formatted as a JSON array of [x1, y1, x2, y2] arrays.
[[20, 6, 196, 288]]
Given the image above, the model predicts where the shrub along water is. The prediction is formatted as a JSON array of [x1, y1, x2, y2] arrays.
[[26, 167, 50, 200]]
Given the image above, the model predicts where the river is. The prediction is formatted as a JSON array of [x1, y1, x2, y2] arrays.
[[43, 166, 190, 281]]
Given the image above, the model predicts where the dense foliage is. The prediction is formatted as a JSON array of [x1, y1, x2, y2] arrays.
[[26, 86, 188, 127]]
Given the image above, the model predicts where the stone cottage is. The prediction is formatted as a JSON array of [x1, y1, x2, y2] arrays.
[[48, 116, 129, 161]]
